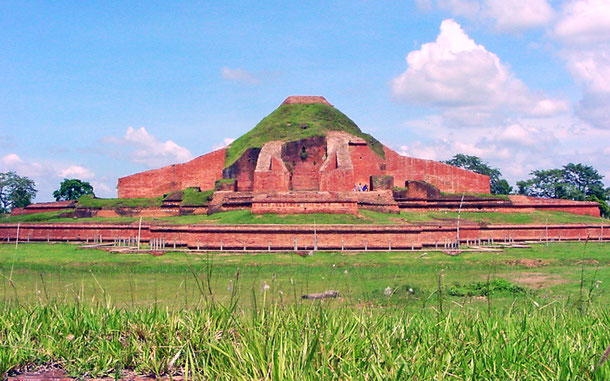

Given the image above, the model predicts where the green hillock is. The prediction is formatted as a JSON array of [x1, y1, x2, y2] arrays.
[[180, 187, 214, 206], [225, 103, 385, 167]]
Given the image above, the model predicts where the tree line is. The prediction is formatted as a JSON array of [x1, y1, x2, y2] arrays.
[[0, 174, 93, 214], [444, 154, 609, 217], [1, 156, 609, 217]]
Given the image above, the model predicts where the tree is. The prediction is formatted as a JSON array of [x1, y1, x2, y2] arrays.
[[517, 169, 566, 199], [0, 171, 37, 212], [443, 154, 512, 194], [586, 195, 609, 218], [53, 179, 94, 201], [495, 179, 513, 195], [518, 164, 605, 200], [517, 163, 608, 217], [561, 163, 605, 200]]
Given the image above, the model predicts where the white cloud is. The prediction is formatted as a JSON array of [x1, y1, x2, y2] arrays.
[[115, 127, 194, 168], [553, 0, 610, 45], [1, 153, 45, 177], [552, 0, 610, 128], [415, 0, 434, 12], [91, 181, 112, 196], [437, 0, 480, 18], [391, 19, 567, 125], [220, 67, 260, 85], [59, 165, 95, 180], [435, 0, 554, 31], [394, 115, 610, 185], [211, 137, 236, 151], [485, 0, 554, 31], [2, 153, 23, 166], [496, 124, 538, 146], [1, 153, 111, 202]]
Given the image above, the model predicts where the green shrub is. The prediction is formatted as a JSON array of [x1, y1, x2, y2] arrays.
[[448, 279, 526, 297]]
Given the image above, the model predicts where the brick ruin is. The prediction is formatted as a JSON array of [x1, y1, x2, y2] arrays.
[[113, 96, 600, 217], [1, 221, 608, 251], [4, 96, 605, 250]]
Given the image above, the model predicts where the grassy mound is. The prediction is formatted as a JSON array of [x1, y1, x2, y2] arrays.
[[225, 103, 385, 167], [180, 187, 213, 206]]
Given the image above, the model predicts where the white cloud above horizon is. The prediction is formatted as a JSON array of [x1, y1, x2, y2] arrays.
[[394, 113, 610, 185], [211, 137, 236, 151], [106, 127, 194, 168], [552, 0, 610, 129], [59, 165, 95, 180], [220, 67, 260, 85], [1, 153, 112, 201], [391, 19, 568, 125], [391, 13, 610, 186], [431, 0, 554, 32]]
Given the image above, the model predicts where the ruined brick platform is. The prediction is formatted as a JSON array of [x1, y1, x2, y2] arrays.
[[1, 221, 608, 251]]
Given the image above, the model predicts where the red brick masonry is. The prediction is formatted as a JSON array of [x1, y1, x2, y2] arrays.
[[1, 222, 607, 250], [11, 201, 77, 215]]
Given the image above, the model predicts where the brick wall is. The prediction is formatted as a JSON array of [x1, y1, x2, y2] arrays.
[[1, 222, 608, 250], [384, 148, 491, 193], [118, 149, 226, 198], [251, 201, 358, 215], [117, 133, 492, 199], [223, 148, 260, 191]]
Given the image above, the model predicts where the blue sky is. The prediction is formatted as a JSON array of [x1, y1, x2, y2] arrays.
[[2, 0, 609, 201]]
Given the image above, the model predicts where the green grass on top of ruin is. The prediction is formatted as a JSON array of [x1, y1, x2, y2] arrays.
[[1, 208, 608, 225], [398, 210, 610, 225], [439, 192, 511, 200], [76, 195, 163, 208], [224, 103, 385, 167]]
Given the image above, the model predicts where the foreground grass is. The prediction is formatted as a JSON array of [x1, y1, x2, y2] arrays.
[[0, 242, 608, 379], [1, 302, 609, 380]]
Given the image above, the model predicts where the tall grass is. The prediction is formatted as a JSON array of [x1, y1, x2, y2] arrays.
[[1, 301, 609, 380]]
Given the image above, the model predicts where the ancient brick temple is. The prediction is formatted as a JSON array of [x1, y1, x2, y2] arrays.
[[118, 97, 488, 194], [115, 96, 600, 216]]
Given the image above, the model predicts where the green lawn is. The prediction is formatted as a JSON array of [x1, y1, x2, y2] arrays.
[[1, 242, 607, 309], [1, 242, 609, 379]]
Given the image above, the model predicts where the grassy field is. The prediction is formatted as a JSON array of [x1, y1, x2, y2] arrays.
[[1, 242, 608, 379], [0, 241, 608, 308], [2, 208, 608, 226]]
